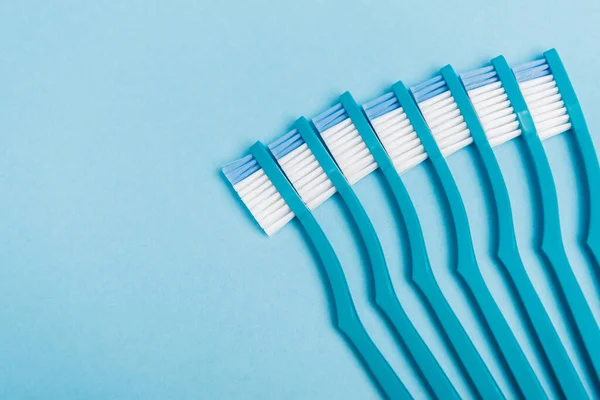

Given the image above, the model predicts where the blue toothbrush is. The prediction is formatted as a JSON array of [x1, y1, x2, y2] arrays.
[[222, 144, 411, 399], [331, 92, 505, 399], [268, 118, 460, 399], [403, 76, 547, 399], [543, 49, 600, 267], [493, 54, 600, 387], [451, 62, 587, 399]]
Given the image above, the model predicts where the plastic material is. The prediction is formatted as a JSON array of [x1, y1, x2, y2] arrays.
[[494, 55, 600, 388], [293, 117, 459, 399], [342, 92, 503, 400], [403, 78, 544, 398], [250, 142, 411, 399], [452, 63, 587, 399], [544, 49, 600, 269]]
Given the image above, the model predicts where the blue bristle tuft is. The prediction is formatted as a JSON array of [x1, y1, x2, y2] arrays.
[[411, 75, 449, 103], [268, 129, 306, 160], [222, 155, 260, 185], [363, 92, 401, 121], [460, 65, 499, 91], [513, 59, 550, 82], [313, 103, 349, 133]]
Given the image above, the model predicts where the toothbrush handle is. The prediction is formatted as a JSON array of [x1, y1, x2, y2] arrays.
[[523, 136, 600, 380], [493, 55, 600, 387], [297, 114, 457, 399], [298, 211, 412, 400], [498, 246, 587, 398], [544, 49, 600, 265], [338, 182, 459, 399], [444, 62, 586, 397], [251, 142, 411, 400], [572, 123, 600, 264], [478, 145, 585, 398], [379, 165, 503, 400], [375, 150, 503, 398], [432, 153, 544, 399], [475, 131, 585, 397], [389, 83, 504, 400], [415, 271, 504, 399]]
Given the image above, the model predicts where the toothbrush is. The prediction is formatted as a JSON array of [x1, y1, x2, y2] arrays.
[[222, 143, 411, 399], [315, 93, 504, 400], [493, 54, 600, 386], [404, 77, 548, 399], [543, 49, 600, 267], [451, 63, 587, 399], [268, 119, 460, 399]]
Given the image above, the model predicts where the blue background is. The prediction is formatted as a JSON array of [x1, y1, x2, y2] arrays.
[[1, 0, 600, 398]]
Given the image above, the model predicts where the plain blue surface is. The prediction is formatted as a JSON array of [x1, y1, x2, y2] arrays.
[[2, 0, 600, 398]]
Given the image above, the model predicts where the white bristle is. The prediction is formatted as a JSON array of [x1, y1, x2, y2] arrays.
[[320, 119, 378, 185], [370, 107, 428, 174], [419, 91, 473, 156], [232, 169, 295, 236], [277, 144, 336, 210], [467, 81, 522, 147], [519, 74, 572, 140]]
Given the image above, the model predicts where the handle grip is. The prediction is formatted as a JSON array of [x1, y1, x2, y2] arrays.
[[447, 63, 586, 398], [545, 49, 600, 266], [251, 142, 411, 400], [494, 55, 600, 387], [347, 89, 503, 400], [396, 78, 543, 398], [331, 102, 460, 399]]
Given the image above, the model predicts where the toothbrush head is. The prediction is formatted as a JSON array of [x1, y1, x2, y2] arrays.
[[312, 103, 379, 185], [222, 154, 295, 236], [268, 128, 337, 210], [512, 58, 572, 140], [459, 65, 522, 148], [362, 92, 428, 174], [410, 75, 473, 157]]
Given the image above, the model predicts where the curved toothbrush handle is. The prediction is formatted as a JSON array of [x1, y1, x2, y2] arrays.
[[250, 142, 411, 400], [524, 136, 600, 375], [482, 147, 586, 398], [415, 272, 504, 399], [498, 247, 588, 398], [545, 49, 600, 265], [299, 210, 412, 400], [370, 149, 503, 400], [337, 94, 436, 287], [493, 55, 600, 383], [444, 64, 585, 396], [294, 117, 393, 304], [398, 74, 543, 398], [339, 182, 460, 399], [429, 151, 544, 398], [323, 102, 459, 399], [459, 102, 584, 396], [341, 93, 501, 400], [439, 66, 520, 259], [424, 151, 479, 277], [572, 123, 600, 263]]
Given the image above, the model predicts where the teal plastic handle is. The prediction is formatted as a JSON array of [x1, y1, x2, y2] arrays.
[[446, 63, 586, 399], [494, 55, 600, 387], [544, 49, 600, 268], [340, 92, 503, 400], [250, 142, 411, 400], [394, 80, 544, 399], [294, 116, 459, 399]]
